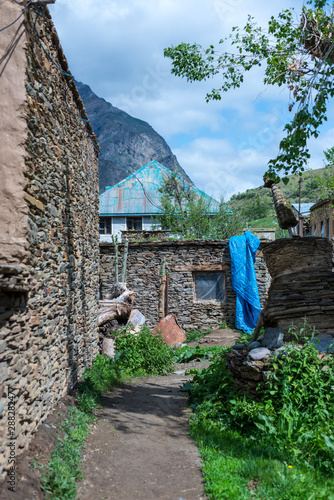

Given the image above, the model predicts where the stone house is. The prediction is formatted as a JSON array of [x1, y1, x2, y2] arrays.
[[0, 2, 99, 478], [99, 161, 219, 241], [99, 237, 271, 331], [309, 199, 334, 240]]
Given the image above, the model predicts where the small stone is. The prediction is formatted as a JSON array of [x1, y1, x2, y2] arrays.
[[127, 309, 146, 329], [310, 336, 334, 353], [247, 341, 261, 351], [262, 327, 284, 350], [249, 347, 270, 361], [272, 346, 285, 357], [102, 338, 116, 358], [232, 343, 245, 350]]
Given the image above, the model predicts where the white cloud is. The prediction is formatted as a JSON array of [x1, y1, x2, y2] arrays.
[[49, 0, 330, 199]]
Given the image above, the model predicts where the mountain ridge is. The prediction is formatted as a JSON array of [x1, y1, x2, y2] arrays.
[[76, 81, 193, 193]]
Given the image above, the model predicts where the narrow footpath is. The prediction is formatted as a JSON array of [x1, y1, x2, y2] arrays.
[[77, 365, 208, 500]]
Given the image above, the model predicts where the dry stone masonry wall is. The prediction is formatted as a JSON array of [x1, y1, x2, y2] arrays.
[[0, 4, 99, 479], [99, 239, 271, 331]]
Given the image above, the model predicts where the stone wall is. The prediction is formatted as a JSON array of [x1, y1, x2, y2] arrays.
[[0, 3, 99, 479], [261, 238, 334, 336], [99, 239, 271, 331]]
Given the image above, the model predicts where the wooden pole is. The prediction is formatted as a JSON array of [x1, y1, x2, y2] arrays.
[[112, 235, 119, 283], [158, 258, 166, 321], [121, 239, 129, 283], [298, 178, 302, 236]]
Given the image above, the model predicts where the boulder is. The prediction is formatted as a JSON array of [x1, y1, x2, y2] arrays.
[[249, 347, 270, 361], [102, 338, 116, 358], [153, 314, 186, 346], [127, 309, 146, 329], [262, 327, 284, 349], [310, 334, 334, 353]]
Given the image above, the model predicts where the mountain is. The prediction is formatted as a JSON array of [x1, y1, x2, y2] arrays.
[[76, 82, 193, 193]]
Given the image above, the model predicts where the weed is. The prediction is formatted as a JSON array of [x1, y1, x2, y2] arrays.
[[184, 326, 334, 498], [174, 345, 225, 363], [185, 328, 213, 343]]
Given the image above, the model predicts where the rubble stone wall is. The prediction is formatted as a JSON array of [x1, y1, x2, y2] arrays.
[[99, 240, 271, 330], [0, 4, 99, 479]]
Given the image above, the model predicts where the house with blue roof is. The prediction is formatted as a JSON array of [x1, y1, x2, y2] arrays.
[[99, 161, 219, 241]]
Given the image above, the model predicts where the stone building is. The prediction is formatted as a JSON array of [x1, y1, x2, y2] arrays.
[[99, 161, 219, 242], [0, 2, 99, 478], [309, 199, 334, 240], [99, 238, 271, 331]]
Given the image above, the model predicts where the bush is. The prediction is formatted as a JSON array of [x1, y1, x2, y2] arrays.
[[186, 338, 334, 473], [114, 326, 174, 376]]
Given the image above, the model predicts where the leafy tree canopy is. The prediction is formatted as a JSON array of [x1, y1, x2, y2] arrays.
[[156, 174, 244, 239], [164, 0, 334, 183]]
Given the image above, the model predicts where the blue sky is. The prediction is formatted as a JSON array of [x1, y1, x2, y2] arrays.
[[49, 0, 334, 200]]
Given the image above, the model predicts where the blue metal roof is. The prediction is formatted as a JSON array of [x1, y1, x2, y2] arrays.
[[99, 161, 219, 215], [291, 203, 315, 216]]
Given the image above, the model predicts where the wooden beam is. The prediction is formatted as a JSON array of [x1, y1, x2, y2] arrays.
[[23, 1, 56, 5], [174, 264, 230, 272]]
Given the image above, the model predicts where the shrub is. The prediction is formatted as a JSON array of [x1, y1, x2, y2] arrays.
[[114, 326, 174, 376], [186, 336, 334, 473]]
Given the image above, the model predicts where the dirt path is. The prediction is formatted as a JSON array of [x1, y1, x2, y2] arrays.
[[77, 364, 209, 500]]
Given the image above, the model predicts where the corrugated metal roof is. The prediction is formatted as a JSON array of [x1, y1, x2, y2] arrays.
[[291, 203, 315, 216], [99, 161, 219, 215]]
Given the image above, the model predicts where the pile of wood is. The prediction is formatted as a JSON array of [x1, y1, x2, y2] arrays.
[[258, 238, 334, 338], [98, 284, 146, 355]]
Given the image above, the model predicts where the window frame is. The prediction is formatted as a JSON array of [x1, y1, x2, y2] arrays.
[[99, 216, 112, 235], [126, 216, 142, 231], [193, 271, 225, 303]]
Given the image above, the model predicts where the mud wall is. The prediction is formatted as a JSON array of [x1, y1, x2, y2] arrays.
[[0, 3, 99, 479], [99, 240, 271, 330]]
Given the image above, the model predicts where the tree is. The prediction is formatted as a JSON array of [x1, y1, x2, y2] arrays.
[[314, 147, 334, 198], [238, 193, 272, 221], [156, 174, 244, 239], [164, 0, 334, 183]]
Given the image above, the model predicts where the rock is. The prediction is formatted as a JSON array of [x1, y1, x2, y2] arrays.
[[272, 346, 285, 357], [247, 341, 262, 351], [232, 343, 245, 350], [127, 309, 146, 329], [153, 314, 186, 346], [262, 327, 284, 349], [249, 347, 271, 361], [106, 283, 127, 300], [102, 338, 116, 358], [310, 335, 334, 353]]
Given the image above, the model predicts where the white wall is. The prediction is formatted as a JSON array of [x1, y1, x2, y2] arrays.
[[142, 216, 160, 230]]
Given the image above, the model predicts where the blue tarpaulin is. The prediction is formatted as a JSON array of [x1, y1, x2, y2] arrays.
[[229, 231, 261, 333]]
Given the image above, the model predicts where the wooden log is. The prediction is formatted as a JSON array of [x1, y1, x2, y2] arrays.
[[98, 290, 135, 326], [158, 259, 166, 321], [121, 239, 129, 283]]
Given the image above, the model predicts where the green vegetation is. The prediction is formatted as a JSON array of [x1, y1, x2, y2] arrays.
[[165, 1, 334, 182], [185, 328, 213, 343], [156, 173, 244, 239], [185, 330, 334, 499], [174, 344, 224, 363], [41, 327, 174, 499]]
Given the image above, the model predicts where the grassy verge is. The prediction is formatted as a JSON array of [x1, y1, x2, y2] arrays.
[[185, 337, 334, 499], [41, 326, 174, 499]]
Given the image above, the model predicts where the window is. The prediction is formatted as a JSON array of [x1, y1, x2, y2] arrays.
[[327, 219, 330, 239], [127, 216, 142, 230], [321, 221, 324, 237], [313, 225, 317, 236], [99, 217, 111, 234], [194, 272, 225, 302]]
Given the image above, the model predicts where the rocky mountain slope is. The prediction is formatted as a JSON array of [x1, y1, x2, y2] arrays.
[[76, 82, 192, 193]]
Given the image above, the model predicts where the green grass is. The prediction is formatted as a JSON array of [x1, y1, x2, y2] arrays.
[[185, 333, 334, 499], [193, 424, 334, 500]]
